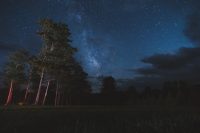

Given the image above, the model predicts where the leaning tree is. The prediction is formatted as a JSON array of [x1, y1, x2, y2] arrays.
[[4, 50, 29, 105]]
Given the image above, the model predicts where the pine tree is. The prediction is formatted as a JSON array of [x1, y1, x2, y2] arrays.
[[100, 76, 116, 94], [35, 19, 91, 105]]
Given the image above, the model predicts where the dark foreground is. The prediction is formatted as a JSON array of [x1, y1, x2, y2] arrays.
[[0, 106, 200, 133]]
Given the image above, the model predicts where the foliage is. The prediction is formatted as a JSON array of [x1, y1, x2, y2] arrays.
[[100, 76, 116, 94], [4, 50, 30, 84], [36, 19, 91, 104]]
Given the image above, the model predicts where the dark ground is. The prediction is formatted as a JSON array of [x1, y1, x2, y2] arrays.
[[0, 106, 200, 133]]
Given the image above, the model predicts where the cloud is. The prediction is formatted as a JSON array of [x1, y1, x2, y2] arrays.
[[135, 12, 200, 83], [141, 47, 200, 70], [0, 41, 19, 52], [136, 47, 200, 82], [184, 12, 200, 46]]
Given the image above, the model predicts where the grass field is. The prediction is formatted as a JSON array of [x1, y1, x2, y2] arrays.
[[0, 106, 200, 133]]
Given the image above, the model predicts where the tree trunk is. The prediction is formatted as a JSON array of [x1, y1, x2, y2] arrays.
[[60, 93, 64, 105], [5, 80, 14, 106], [57, 92, 61, 105], [35, 67, 45, 105], [42, 80, 50, 105], [55, 90, 58, 106], [55, 82, 58, 106], [55, 81, 60, 106], [57, 93, 60, 105], [24, 82, 30, 103]]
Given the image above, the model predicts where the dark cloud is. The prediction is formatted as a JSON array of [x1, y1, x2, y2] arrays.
[[136, 47, 200, 81], [0, 41, 19, 52], [136, 12, 200, 83], [184, 12, 200, 46], [136, 67, 160, 76], [142, 47, 200, 70]]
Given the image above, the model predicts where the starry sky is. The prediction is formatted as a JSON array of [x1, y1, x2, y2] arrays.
[[0, 0, 199, 79]]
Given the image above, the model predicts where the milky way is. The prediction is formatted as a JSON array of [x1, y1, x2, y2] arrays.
[[0, 0, 199, 79]]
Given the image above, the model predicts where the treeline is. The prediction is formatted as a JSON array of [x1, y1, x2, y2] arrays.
[[83, 79, 200, 106], [0, 19, 199, 106], [1, 73, 200, 106], [0, 19, 91, 106]]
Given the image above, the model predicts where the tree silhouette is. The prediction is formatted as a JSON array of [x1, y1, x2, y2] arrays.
[[125, 85, 138, 105], [100, 76, 116, 94], [35, 19, 91, 105]]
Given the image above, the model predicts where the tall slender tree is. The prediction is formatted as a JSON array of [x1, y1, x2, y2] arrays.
[[24, 57, 40, 104]]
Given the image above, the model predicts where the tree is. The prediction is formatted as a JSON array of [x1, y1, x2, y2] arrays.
[[4, 50, 29, 105], [35, 19, 91, 105], [33, 18, 74, 105], [100, 76, 116, 94], [24, 56, 40, 104], [125, 85, 138, 105], [60, 59, 91, 105]]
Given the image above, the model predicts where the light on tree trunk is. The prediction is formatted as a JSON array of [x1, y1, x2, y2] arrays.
[[24, 82, 30, 104], [5, 80, 14, 106], [35, 67, 45, 105], [42, 80, 51, 105]]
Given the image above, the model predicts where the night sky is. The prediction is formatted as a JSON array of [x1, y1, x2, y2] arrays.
[[0, 0, 200, 80]]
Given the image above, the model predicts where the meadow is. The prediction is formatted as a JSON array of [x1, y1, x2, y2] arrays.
[[0, 106, 200, 133]]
